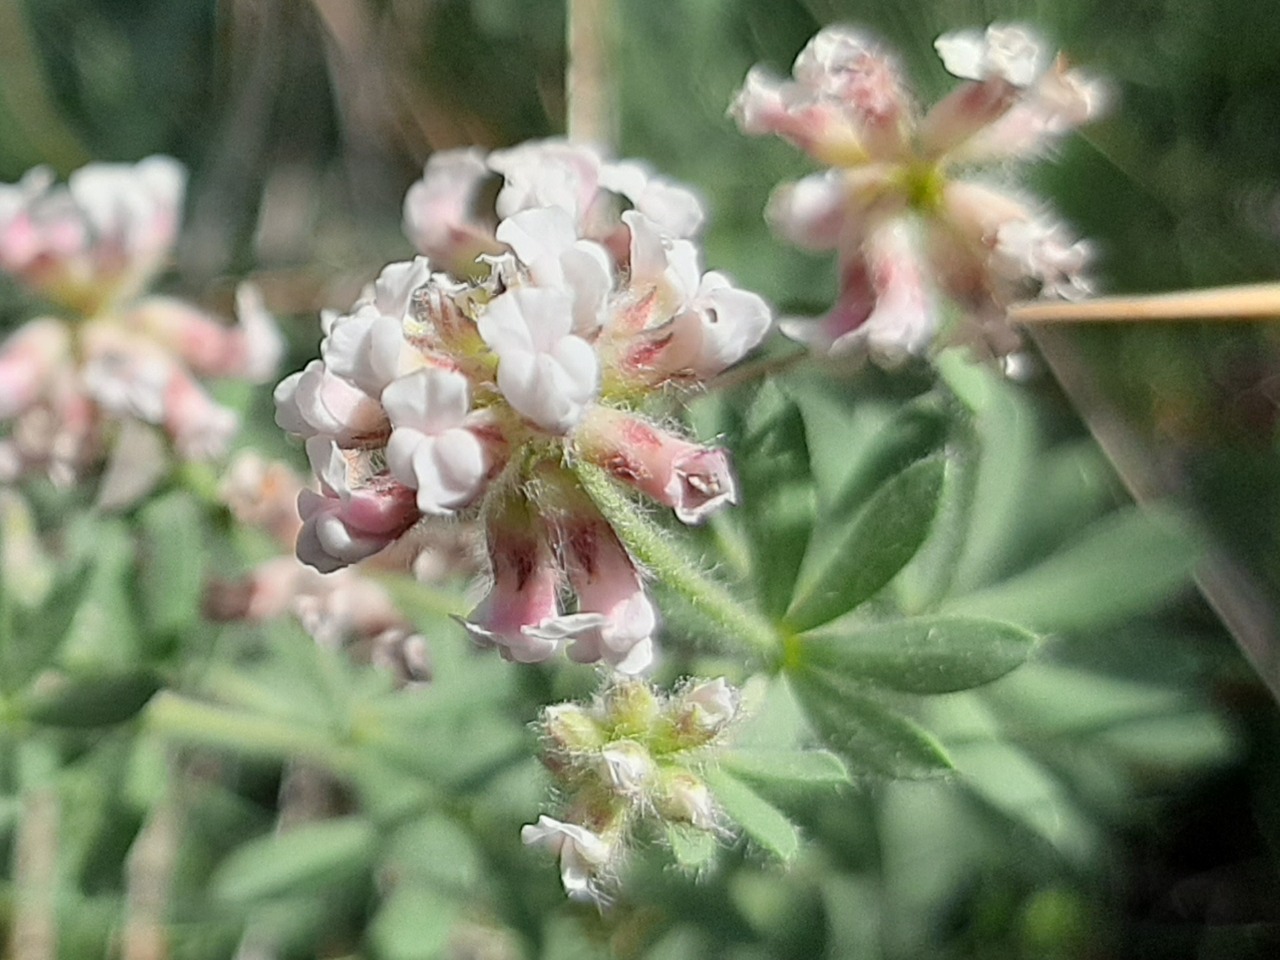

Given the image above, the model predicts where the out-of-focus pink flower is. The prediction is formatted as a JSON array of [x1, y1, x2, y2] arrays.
[[402, 138, 705, 277], [731, 22, 1105, 358], [0, 158, 284, 489]]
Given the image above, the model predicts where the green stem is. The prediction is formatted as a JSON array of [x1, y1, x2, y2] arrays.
[[145, 692, 355, 772], [574, 463, 782, 663]]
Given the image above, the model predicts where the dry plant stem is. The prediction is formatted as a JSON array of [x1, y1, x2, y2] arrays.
[[124, 792, 182, 960], [9, 788, 58, 960], [566, 0, 618, 149], [1010, 282, 1280, 324]]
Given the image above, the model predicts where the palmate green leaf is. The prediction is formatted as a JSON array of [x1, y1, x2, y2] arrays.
[[813, 393, 952, 521], [703, 766, 800, 861], [370, 883, 462, 960], [797, 616, 1040, 695], [720, 748, 851, 787], [789, 674, 953, 779], [212, 816, 378, 905], [136, 489, 206, 637], [785, 456, 946, 633], [941, 505, 1200, 633]]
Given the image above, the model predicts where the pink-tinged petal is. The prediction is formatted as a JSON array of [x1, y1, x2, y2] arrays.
[[598, 159, 705, 237], [952, 59, 1110, 162], [359, 257, 433, 320], [163, 369, 238, 460], [381, 366, 471, 434], [782, 218, 935, 361], [577, 409, 738, 523], [935, 25, 1047, 87], [0, 319, 71, 419], [402, 149, 496, 270], [560, 524, 657, 673], [295, 440, 421, 573], [489, 139, 603, 222], [274, 360, 388, 445], [462, 510, 563, 663], [765, 171, 849, 252]]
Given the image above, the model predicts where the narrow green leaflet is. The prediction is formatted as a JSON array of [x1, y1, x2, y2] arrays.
[[789, 675, 953, 779], [720, 749, 851, 787], [703, 766, 800, 861], [785, 456, 946, 633], [212, 816, 378, 904], [798, 616, 1040, 695], [941, 505, 1200, 633], [734, 382, 817, 618]]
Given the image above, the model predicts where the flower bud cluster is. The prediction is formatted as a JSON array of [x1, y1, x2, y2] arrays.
[[731, 23, 1106, 359], [522, 676, 741, 903], [275, 141, 772, 674], [0, 157, 282, 486]]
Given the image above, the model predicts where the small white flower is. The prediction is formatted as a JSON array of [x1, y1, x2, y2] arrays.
[[520, 815, 614, 902], [478, 287, 599, 434], [683, 677, 739, 733], [274, 360, 387, 444], [934, 24, 1047, 88], [381, 367, 487, 515]]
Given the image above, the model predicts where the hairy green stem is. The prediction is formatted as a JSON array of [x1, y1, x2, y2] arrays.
[[574, 463, 782, 662]]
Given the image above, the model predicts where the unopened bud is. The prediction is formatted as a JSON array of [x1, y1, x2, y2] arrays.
[[599, 740, 655, 796], [659, 771, 718, 831], [602, 680, 661, 738]]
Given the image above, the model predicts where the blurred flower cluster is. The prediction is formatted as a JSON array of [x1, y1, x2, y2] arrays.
[[524, 676, 740, 902], [732, 23, 1106, 359], [275, 139, 772, 674], [0, 157, 282, 489], [206, 451, 480, 685]]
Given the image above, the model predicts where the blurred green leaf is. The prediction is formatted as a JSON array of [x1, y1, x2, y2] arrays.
[[798, 616, 1040, 695], [790, 674, 953, 779], [21, 668, 160, 727], [369, 882, 461, 960], [703, 766, 800, 861], [785, 456, 946, 632], [137, 489, 205, 637], [213, 816, 377, 905], [385, 813, 483, 894], [942, 506, 1201, 632], [667, 822, 720, 871]]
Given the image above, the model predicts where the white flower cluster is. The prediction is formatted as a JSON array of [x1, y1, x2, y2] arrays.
[[523, 677, 740, 902], [731, 23, 1106, 359], [275, 140, 772, 674], [0, 157, 282, 486]]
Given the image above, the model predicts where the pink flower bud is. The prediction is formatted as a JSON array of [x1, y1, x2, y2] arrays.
[[577, 409, 738, 524], [402, 148, 500, 275], [461, 502, 564, 663], [296, 438, 421, 573]]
